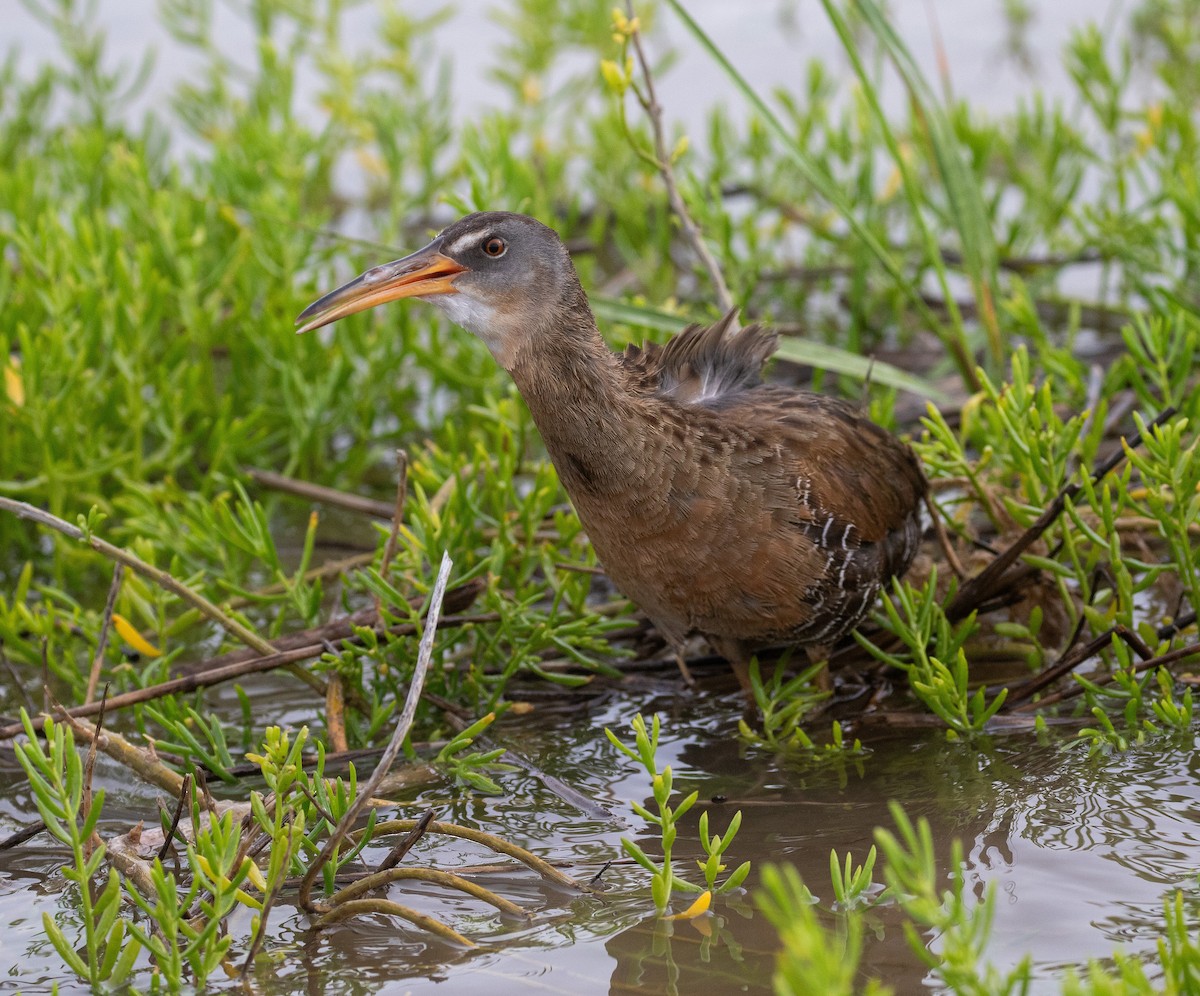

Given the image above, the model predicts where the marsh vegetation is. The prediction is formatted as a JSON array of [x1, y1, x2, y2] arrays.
[[1, 0, 1198, 991]]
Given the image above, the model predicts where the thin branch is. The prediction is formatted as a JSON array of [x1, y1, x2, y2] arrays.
[[85, 563, 123, 705], [0, 602, 484, 742], [1010, 640, 1200, 712], [0, 497, 335, 700], [626, 3, 733, 311], [366, 819, 588, 893], [1004, 625, 1152, 709], [156, 773, 193, 863], [946, 407, 1177, 620], [377, 809, 434, 872], [174, 579, 484, 679], [245, 467, 395, 519], [329, 866, 529, 919], [0, 821, 47, 850], [299, 552, 453, 914], [314, 898, 474, 946], [0, 497, 276, 656], [0, 644, 319, 741]]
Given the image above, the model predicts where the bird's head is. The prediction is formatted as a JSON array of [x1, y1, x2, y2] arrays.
[[295, 211, 582, 369]]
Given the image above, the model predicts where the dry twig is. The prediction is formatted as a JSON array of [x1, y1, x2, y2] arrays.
[[625, 3, 733, 311], [299, 552, 454, 914], [85, 563, 123, 705]]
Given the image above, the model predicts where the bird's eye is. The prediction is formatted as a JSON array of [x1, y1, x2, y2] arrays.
[[482, 237, 507, 258]]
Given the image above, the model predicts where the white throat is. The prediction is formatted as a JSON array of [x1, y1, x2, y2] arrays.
[[427, 293, 520, 369]]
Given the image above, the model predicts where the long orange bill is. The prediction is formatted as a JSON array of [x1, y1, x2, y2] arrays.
[[295, 239, 467, 334]]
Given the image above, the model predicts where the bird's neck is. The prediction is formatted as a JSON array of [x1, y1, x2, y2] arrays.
[[506, 309, 639, 499]]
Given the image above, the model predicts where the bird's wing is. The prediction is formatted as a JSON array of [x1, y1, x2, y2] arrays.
[[620, 309, 778, 405], [752, 390, 927, 586], [756, 390, 927, 536]]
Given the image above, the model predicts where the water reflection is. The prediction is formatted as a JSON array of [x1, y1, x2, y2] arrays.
[[2, 683, 1199, 991], [606, 911, 776, 995]]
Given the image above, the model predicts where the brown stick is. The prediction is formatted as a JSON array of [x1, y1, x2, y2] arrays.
[[1004, 625, 1153, 708], [0, 603, 486, 742], [157, 773, 193, 862], [0, 821, 47, 850], [174, 579, 484, 678], [85, 564, 123, 705], [1009, 641, 1200, 713], [245, 467, 394, 519], [945, 407, 1177, 620], [377, 809, 434, 872], [0, 645, 314, 741]]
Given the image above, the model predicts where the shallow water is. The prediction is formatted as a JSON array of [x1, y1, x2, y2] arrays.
[[3, 676, 1199, 993]]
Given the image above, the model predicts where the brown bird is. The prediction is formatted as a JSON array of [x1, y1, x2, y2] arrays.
[[297, 212, 927, 692]]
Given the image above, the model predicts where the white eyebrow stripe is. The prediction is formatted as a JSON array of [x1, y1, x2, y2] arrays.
[[445, 230, 488, 256]]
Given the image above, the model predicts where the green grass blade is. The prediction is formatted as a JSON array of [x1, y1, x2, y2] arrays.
[[662, 0, 978, 389], [845, 0, 1002, 364]]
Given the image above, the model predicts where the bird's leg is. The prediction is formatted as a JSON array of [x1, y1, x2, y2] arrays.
[[707, 636, 756, 704], [673, 647, 696, 688], [728, 654, 752, 698]]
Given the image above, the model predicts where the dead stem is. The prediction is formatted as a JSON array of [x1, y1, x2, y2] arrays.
[[299, 552, 453, 915], [156, 773, 193, 862], [330, 867, 529, 918], [1010, 640, 1200, 713], [945, 406, 1177, 620], [0, 644, 320, 741], [626, 2, 733, 312], [365, 819, 588, 893], [246, 467, 395, 519], [174, 580, 484, 679], [0, 496, 327, 700], [377, 809, 434, 872], [314, 898, 474, 946], [0, 589, 485, 742], [85, 563, 123, 705], [0, 821, 46, 850]]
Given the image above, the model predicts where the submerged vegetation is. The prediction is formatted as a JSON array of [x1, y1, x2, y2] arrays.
[[1, 0, 1199, 990]]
